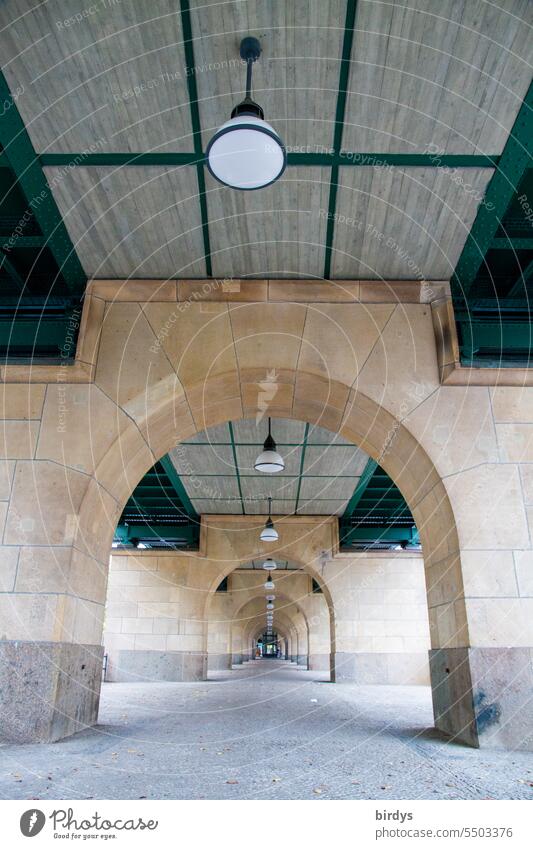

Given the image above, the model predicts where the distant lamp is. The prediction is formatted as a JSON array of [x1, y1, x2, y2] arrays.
[[260, 497, 279, 542], [255, 419, 285, 474], [262, 557, 277, 571], [266, 601, 274, 610], [264, 573, 275, 590]]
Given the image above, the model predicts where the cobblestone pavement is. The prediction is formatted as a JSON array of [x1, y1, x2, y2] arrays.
[[1, 661, 532, 800]]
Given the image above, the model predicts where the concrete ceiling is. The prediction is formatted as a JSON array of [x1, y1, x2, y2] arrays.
[[1, 0, 530, 282], [168, 416, 369, 516]]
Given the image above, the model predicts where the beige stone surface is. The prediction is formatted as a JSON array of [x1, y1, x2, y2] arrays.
[[0, 421, 39, 459], [0, 384, 46, 419]]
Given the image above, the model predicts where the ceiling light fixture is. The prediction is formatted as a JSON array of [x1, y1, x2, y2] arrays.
[[264, 572, 275, 590], [255, 420, 285, 474], [206, 37, 286, 190], [259, 498, 279, 544], [266, 601, 274, 610], [262, 557, 277, 571]]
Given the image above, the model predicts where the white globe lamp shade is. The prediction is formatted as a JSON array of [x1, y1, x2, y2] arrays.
[[262, 558, 277, 571], [260, 520, 279, 542], [264, 578, 275, 590], [266, 595, 275, 602], [266, 602, 274, 610], [254, 446, 285, 474], [206, 115, 285, 191]]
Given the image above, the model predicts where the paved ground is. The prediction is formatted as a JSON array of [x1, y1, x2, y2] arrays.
[[1, 661, 532, 800]]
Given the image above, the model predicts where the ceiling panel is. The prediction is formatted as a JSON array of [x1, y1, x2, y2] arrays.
[[304, 445, 368, 477], [194, 498, 242, 514], [0, 0, 194, 153], [342, 0, 533, 154], [232, 418, 306, 444], [297, 498, 349, 515], [169, 444, 235, 476], [240, 476, 299, 501], [299, 476, 359, 501], [190, 0, 345, 151], [186, 475, 241, 501], [186, 424, 231, 444], [306, 425, 350, 446], [44, 166, 206, 278], [205, 167, 330, 278], [331, 166, 493, 279]]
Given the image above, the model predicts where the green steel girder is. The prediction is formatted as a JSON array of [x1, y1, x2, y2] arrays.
[[36, 151, 500, 169], [0, 236, 44, 249], [0, 250, 25, 290], [507, 258, 533, 298], [339, 525, 419, 546], [342, 458, 378, 518], [293, 422, 310, 514], [114, 523, 199, 548], [492, 237, 533, 250], [323, 0, 358, 280], [228, 421, 245, 515], [458, 319, 532, 362], [179, 0, 212, 277], [0, 71, 86, 296], [159, 454, 199, 521], [451, 79, 533, 301]]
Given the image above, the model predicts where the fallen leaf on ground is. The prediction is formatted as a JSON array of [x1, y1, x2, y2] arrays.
[[226, 779, 239, 785]]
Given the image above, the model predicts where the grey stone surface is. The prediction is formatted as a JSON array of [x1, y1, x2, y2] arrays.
[[308, 653, 331, 671], [107, 649, 207, 683], [231, 653, 243, 665], [208, 653, 232, 671], [430, 647, 533, 750], [0, 640, 103, 744], [1, 661, 531, 800], [297, 654, 308, 667], [334, 652, 430, 685]]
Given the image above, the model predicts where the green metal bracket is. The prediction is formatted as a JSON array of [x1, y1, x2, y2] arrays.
[[0, 71, 86, 295], [339, 524, 419, 547], [0, 250, 25, 290]]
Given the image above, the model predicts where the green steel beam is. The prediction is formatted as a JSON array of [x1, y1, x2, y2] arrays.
[[0, 236, 44, 249], [323, 0, 358, 280], [491, 237, 533, 250], [114, 524, 198, 547], [228, 421, 245, 514], [36, 151, 500, 169], [293, 422, 310, 514], [0, 250, 25, 290], [159, 454, 199, 520], [451, 79, 533, 299], [507, 258, 533, 298], [0, 71, 86, 295], [458, 320, 532, 359], [342, 458, 378, 519], [339, 525, 419, 546], [39, 152, 198, 167], [179, 0, 213, 277]]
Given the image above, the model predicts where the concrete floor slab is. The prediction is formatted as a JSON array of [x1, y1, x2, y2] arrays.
[[0, 662, 532, 800]]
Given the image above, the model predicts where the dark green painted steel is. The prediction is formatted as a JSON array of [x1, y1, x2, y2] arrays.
[[228, 421, 246, 514], [492, 237, 533, 250], [159, 454, 199, 520], [451, 80, 533, 300], [340, 525, 419, 546], [293, 422, 309, 514], [0, 250, 25, 290], [0, 71, 86, 295], [36, 151, 500, 169], [342, 458, 378, 518], [323, 0, 358, 280], [179, 0, 213, 277]]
